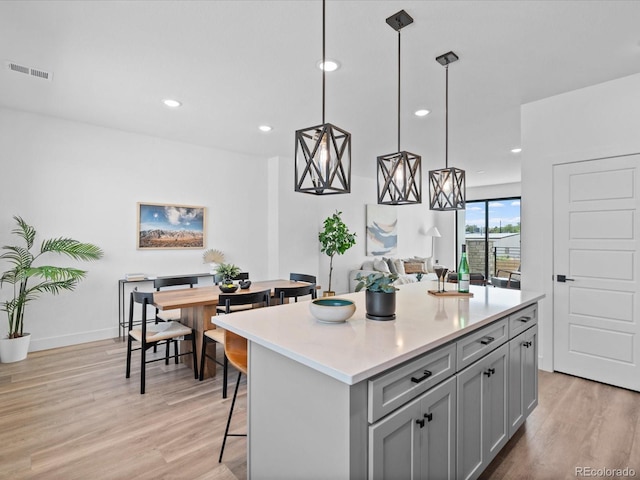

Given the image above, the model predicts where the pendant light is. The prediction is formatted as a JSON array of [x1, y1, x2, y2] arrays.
[[429, 51, 466, 211], [295, 0, 351, 195], [377, 10, 422, 206]]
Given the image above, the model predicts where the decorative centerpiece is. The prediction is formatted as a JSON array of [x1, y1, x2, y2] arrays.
[[203, 248, 225, 274], [309, 298, 356, 323], [318, 210, 356, 297], [216, 263, 240, 293], [355, 272, 399, 321], [0, 216, 103, 363]]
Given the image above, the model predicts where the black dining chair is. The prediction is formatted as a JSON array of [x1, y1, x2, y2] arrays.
[[275, 284, 317, 305], [289, 272, 317, 284], [199, 289, 271, 398], [153, 275, 199, 322], [125, 290, 198, 394]]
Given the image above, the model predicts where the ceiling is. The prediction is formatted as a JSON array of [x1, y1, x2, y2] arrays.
[[2, 0, 640, 188]]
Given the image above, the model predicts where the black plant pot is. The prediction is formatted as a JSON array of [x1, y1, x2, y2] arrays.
[[365, 290, 396, 321]]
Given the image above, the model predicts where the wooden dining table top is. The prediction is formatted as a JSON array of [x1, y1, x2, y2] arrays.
[[153, 279, 312, 310]]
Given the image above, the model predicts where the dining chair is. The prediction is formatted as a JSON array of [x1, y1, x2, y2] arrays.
[[214, 272, 249, 285], [125, 290, 198, 394], [218, 329, 248, 463], [199, 289, 270, 398], [289, 272, 317, 284], [154, 275, 199, 322], [275, 283, 317, 305]]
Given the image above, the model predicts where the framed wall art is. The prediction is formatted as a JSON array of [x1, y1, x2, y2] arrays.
[[137, 202, 206, 249], [366, 204, 397, 256]]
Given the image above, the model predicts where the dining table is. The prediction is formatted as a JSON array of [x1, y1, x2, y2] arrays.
[[153, 279, 315, 378]]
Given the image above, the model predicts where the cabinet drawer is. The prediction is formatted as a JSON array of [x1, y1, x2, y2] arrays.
[[368, 343, 456, 424], [509, 304, 538, 339], [456, 318, 508, 371]]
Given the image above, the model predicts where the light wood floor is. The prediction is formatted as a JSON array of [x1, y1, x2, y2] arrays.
[[1, 339, 639, 479]]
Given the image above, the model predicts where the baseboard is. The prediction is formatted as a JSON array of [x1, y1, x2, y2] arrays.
[[29, 327, 119, 352]]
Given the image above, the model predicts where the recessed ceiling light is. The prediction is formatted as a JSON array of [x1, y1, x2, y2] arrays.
[[258, 125, 272, 132], [317, 60, 340, 72], [414, 109, 430, 117], [511, 147, 522, 153], [163, 99, 181, 108]]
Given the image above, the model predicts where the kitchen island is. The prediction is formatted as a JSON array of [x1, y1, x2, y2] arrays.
[[213, 281, 544, 480]]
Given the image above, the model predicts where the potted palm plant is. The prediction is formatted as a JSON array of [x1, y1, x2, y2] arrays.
[[0, 216, 103, 362], [318, 210, 356, 296], [355, 272, 399, 320]]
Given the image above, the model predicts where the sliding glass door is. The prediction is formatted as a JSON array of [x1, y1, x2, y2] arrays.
[[462, 198, 521, 282]]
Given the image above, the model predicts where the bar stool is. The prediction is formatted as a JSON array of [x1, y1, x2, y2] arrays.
[[199, 289, 270, 398]]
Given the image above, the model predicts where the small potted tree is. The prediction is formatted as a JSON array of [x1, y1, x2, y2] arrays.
[[355, 272, 399, 320], [0, 216, 103, 362], [318, 211, 356, 296]]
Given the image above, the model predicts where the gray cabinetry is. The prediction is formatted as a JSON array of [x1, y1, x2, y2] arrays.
[[369, 376, 456, 480], [509, 324, 539, 437], [456, 343, 509, 480]]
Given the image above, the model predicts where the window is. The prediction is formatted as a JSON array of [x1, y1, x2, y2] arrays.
[[458, 197, 521, 282]]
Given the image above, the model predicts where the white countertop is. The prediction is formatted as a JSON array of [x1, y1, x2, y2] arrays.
[[213, 281, 544, 385]]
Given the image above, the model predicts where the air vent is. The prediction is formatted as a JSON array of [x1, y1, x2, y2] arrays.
[[5, 61, 53, 81]]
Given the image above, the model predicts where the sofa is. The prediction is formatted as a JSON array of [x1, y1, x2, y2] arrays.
[[348, 256, 438, 292]]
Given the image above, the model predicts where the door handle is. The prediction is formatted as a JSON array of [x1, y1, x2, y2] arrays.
[[556, 275, 575, 283]]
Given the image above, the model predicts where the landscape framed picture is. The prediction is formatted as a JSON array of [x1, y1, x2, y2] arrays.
[[137, 202, 206, 249]]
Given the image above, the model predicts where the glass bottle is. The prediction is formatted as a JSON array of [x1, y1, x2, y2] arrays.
[[458, 244, 470, 293]]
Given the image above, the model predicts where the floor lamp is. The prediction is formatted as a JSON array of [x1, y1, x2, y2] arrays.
[[424, 226, 441, 258]]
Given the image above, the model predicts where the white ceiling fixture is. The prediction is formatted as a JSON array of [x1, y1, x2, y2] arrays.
[[414, 109, 430, 117], [317, 59, 340, 72], [511, 147, 522, 153], [258, 125, 272, 132], [162, 99, 181, 108]]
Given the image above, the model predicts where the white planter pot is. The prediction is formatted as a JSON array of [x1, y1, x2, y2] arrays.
[[0, 333, 31, 363]]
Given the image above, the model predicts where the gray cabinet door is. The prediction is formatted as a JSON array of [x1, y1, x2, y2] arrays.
[[369, 377, 456, 480], [523, 325, 539, 417], [457, 343, 509, 480], [369, 394, 421, 480], [419, 377, 457, 480], [508, 324, 539, 437]]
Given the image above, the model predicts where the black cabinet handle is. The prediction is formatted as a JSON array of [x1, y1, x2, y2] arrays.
[[416, 418, 425, 428], [484, 368, 495, 377], [480, 336, 495, 345], [424, 413, 433, 422], [519, 316, 532, 323], [411, 370, 433, 383]]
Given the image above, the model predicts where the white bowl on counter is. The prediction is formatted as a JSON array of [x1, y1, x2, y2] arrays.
[[309, 298, 356, 323]]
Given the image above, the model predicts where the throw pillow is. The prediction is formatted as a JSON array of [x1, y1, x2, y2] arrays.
[[373, 259, 391, 273], [384, 257, 398, 274], [362, 260, 375, 271], [393, 258, 406, 275], [413, 256, 433, 273]]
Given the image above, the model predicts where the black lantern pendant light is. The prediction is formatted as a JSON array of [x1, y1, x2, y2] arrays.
[[377, 10, 422, 206], [429, 51, 466, 211], [295, 0, 351, 195]]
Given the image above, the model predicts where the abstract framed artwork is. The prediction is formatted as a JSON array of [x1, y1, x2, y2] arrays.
[[366, 204, 398, 256], [137, 202, 206, 249]]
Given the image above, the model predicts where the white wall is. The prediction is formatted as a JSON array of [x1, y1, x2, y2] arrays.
[[521, 72, 640, 371], [0, 108, 270, 351], [0, 107, 447, 351]]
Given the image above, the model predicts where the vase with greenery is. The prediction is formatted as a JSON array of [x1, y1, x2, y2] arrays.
[[0, 216, 103, 361], [318, 210, 356, 296], [215, 263, 240, 292], [355, 272, 398, 320]]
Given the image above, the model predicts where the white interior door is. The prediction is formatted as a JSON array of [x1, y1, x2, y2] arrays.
[[553, 154, 640, 391]]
